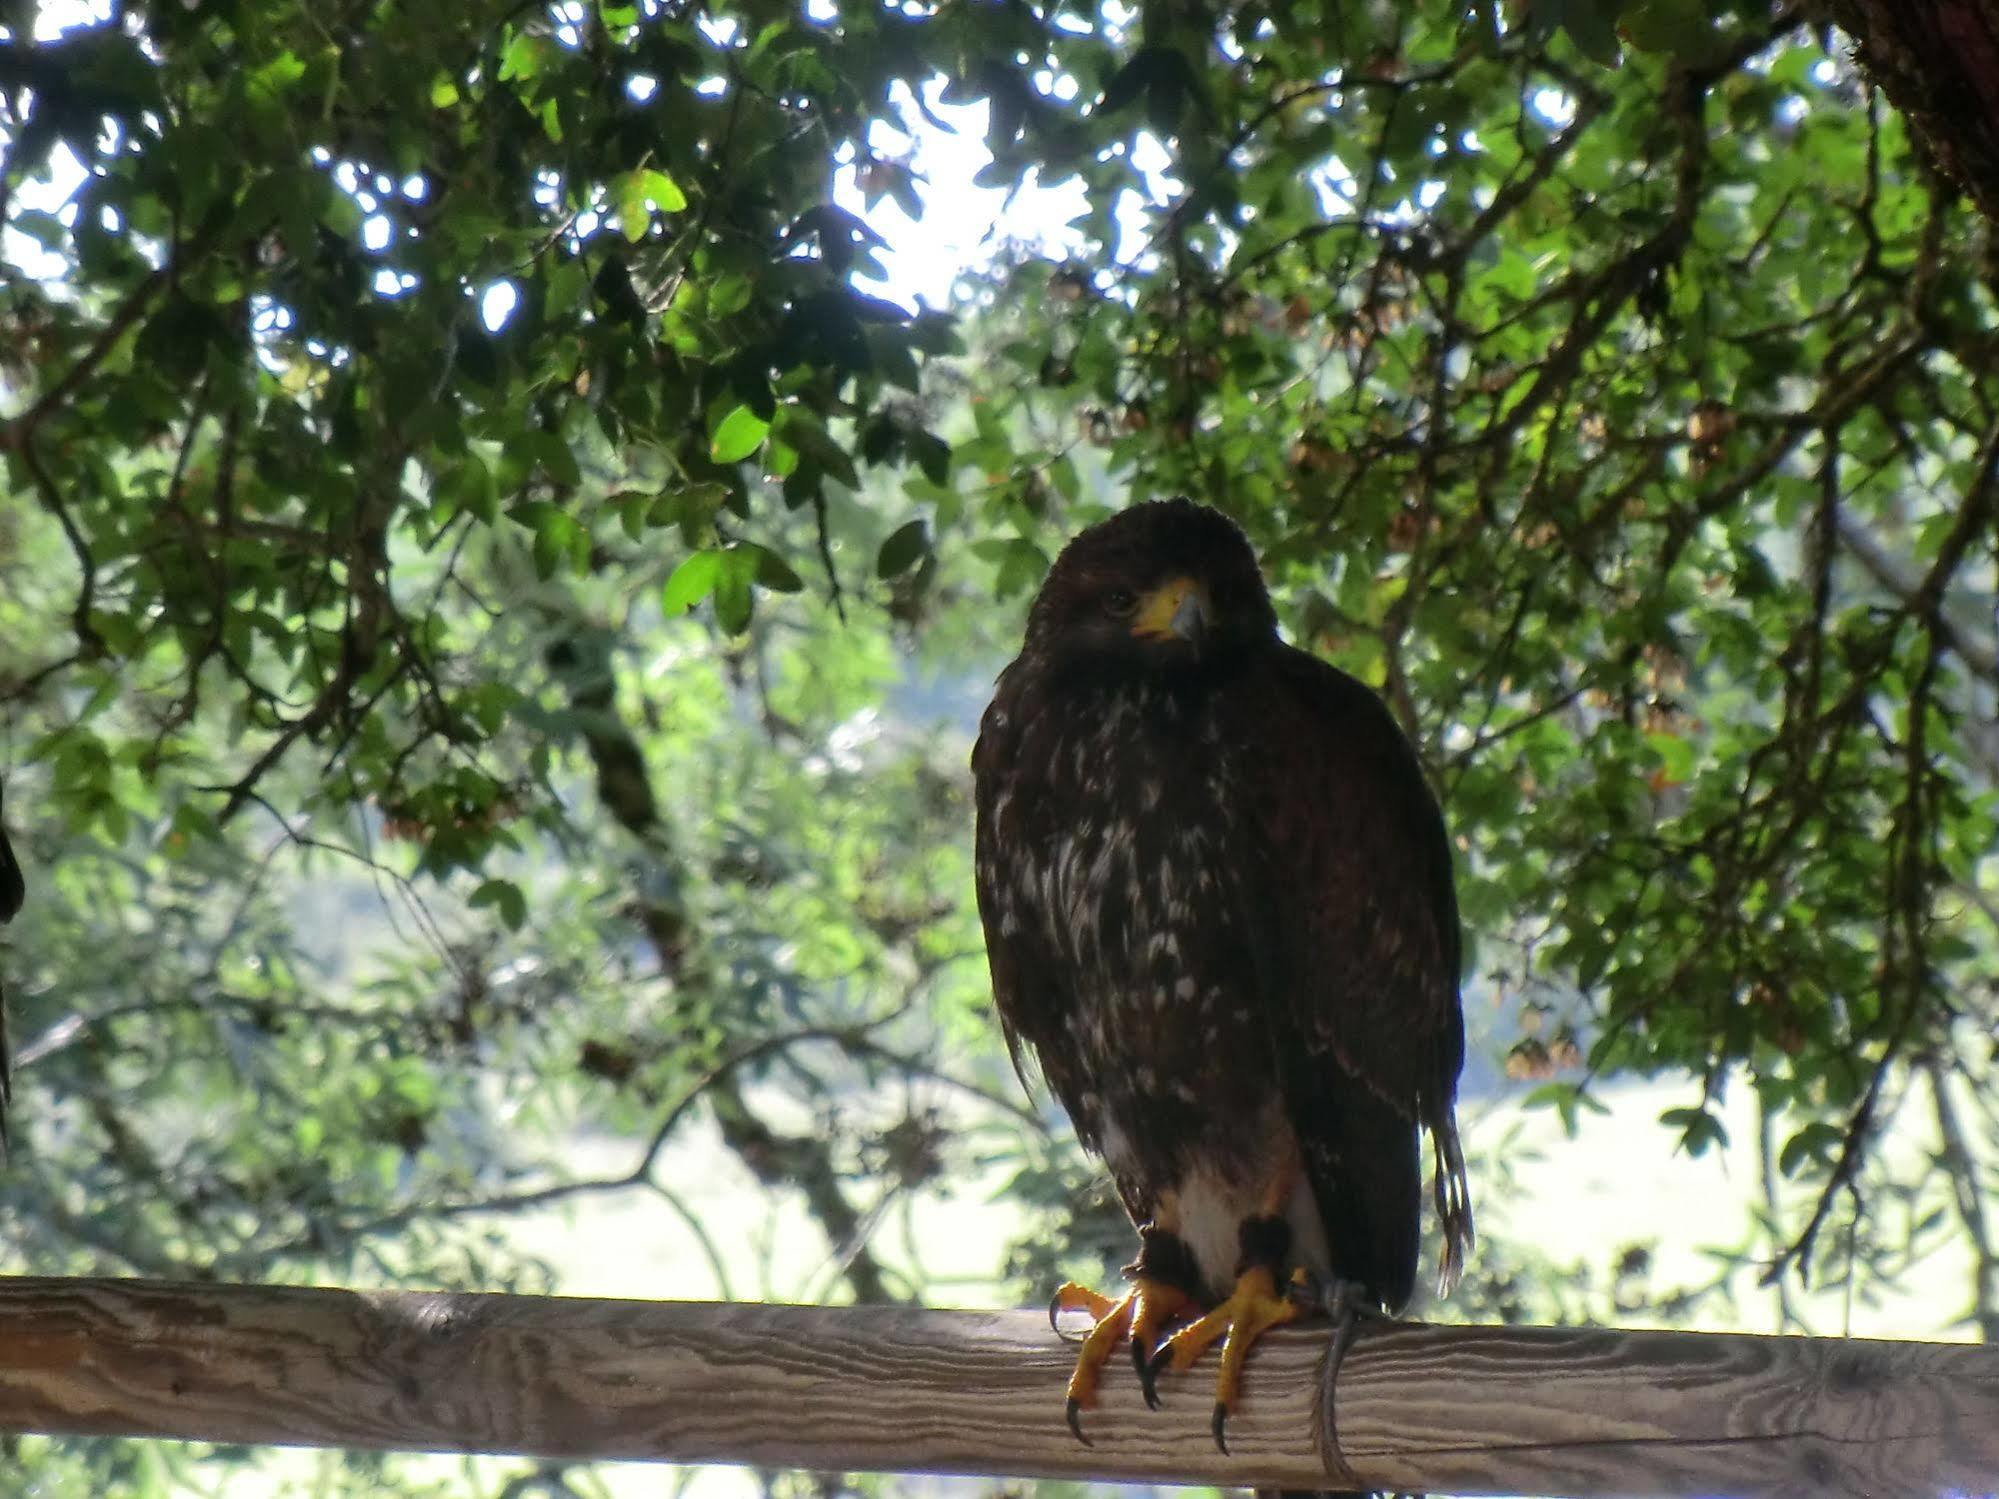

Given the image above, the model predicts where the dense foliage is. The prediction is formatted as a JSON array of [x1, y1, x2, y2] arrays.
[[2, 0, 1996, 1492]]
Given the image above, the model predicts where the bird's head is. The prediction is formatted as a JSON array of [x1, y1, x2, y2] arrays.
[[1023, 499, 1278, 673]]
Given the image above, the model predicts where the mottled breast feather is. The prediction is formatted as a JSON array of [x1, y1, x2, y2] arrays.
[[974, 661, 1276, 1228]]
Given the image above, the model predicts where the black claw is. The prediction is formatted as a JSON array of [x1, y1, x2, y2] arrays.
[[1048, 1291, 1087, 1344], [1065, 1398, 1093, 1447], [1210, 1401, 1230, 1454], [1131, 1332, 1162, 1408]]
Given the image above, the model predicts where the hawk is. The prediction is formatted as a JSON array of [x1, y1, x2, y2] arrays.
[[972, 499, 1472, 1456]]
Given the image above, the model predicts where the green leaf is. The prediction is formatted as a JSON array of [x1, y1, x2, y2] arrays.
[[1559, 0, 1623, 66], [712, 549, 755, 633], [469, 878, 528, 931], [613, 171, 652, 242], [640, 167, 687, 213], [612, 168, 684, 241], [1620, 0, 1713, 58], [743, 543, 805, 593], [777, 413, 861, 489], [661, 544, 784, 630], [516, 503, 587, 578], [1095, 47, 1166, 117], [1523, 1080, 1608, 1135], [438, 455, 496, 525], [909, 430, 951, 487], [653, 481, 731, 544], [515, 431, 580, 487], [499, 31, 548, 81], [972, 537, 1051, 599], [1777, 1121, 1844, 1178], [876, 519, 928, 578], [1526, 0, 1623, 66], [709, 273, 753, 318], [1645, 730, 1695, 785], [245, 51, 308, 107], [11, 210, 65, 249], [1660, 1106, 1729, 1157], [662, 550, 724, 614], [709, 405, 771, 464]]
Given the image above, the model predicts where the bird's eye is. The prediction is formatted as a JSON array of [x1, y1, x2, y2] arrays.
[[1102, 589, 1138, 618]]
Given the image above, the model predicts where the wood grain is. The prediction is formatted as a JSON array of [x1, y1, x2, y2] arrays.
[[0, 1277, 1989, 1497]]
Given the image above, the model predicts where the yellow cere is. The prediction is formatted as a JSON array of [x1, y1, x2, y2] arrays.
[[1131, 575, 1210, 639]]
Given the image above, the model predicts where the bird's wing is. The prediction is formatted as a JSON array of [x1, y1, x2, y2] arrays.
[[970, 674, 1069, 1099], [1236, 647, 1472, 1309], [970, 669, 1150, 1218]]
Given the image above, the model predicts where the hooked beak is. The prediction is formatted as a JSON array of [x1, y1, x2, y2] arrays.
[[1132, 575, 1212, 646]]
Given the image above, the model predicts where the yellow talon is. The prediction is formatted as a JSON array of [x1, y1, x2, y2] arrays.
[[1052, 1276, 1193, 1440], [1061, 1285, 1133, 1422], [1051, 1280, 1119, 1325], [1154, 1265, 1300, 1448]]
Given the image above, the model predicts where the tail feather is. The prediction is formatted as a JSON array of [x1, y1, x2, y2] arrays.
[[1430, 1115, 1473, 1297]]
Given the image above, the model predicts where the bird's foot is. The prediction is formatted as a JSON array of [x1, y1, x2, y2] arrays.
[[1149, 1264, 1301, 1452], [1050, 1276, 1193, 1443], [1315, 1274, 1377, 1479]]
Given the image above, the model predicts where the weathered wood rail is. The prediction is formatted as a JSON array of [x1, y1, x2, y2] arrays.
[[0, 1276, 1988, 1497]]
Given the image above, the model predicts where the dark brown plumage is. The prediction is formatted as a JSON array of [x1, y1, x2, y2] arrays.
[[972, 498, 1471, 1456]]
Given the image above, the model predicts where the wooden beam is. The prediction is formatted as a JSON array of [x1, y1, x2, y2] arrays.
[[0, 1276, 1989, 1497]]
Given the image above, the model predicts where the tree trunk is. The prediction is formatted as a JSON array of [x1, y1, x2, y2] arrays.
[[1821, 1, 1999, 220]]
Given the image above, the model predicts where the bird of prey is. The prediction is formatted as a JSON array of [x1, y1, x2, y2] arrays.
[[971, 499, 1472, 1458]]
